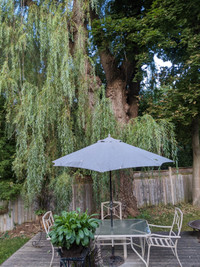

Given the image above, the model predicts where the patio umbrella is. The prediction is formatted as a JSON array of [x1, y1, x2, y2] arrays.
[[53, 134, 173, 227]]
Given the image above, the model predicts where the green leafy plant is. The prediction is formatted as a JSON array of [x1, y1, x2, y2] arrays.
[[0, 182, 22, 201], [49, 209, 100, 249], [0, 203, 8, 215], [34, 209, 46, 216]]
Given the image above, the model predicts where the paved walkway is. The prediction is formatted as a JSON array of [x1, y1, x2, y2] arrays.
[[1, 231, 200, 266]]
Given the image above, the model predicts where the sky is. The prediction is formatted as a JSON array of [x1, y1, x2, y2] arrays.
[[142, 55, 172, 90], [154, 55, 172, 69]]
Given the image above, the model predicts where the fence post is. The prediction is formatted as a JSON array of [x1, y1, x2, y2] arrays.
[[169, 167, 175, 205]]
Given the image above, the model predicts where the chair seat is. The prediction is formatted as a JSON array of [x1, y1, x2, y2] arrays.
[[147, 236, 175, 247]]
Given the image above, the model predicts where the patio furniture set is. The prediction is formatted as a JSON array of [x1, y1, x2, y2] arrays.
[[41, 205, 183, 267], [39, 135, 181, 267]]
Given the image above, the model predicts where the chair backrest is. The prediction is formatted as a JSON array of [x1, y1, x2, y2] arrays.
[[101, 201, 122, 220], [42, 211, 54, 235], [170, 207, 183, 236]]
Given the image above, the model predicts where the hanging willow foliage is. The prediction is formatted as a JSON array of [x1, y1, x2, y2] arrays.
[[0, 0, 177, 211]]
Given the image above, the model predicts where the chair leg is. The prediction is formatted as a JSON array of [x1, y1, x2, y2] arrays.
[[50, 243, 54, 267], [146, 245, 151, 267], [139, 237, 145, 258], [175, 245, 182, 267]]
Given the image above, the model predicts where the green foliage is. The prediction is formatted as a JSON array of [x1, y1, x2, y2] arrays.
[[49, 209, 100, 249], [92, 0, 154, 82], [0, 181, 21, 201], [0, 0, 102, 204], [143, 0, 200, 125], [0, 95, 18, 200], [0, 95, 16, 182], [49, 172, 73, 213], [0, 0, 178, 209], [0, 181, 22, 201], [34, 209, 46, 216], [123, 114, 177, 161], [0, 236, 29, 265], [138, 0, 200, 167]]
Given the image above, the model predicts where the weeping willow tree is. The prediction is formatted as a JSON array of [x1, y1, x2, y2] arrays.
[[0, 0, 177, 213]]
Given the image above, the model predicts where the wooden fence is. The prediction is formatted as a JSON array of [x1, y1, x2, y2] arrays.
[[0, 167, 193, 232], [0, 197, 36, 232], [133, 167, 193, 207]]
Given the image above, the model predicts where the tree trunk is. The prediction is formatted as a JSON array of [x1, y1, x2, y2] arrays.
[[100, 50, 140, 124], [119, 170, 139, 218], [192, 116, 200, 206], [106, 79, 129, 124], [127, 81, 140, 119], [95, 18, 140, 214]]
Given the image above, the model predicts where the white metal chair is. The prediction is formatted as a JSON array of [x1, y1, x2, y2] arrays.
[[101, 201, 122, 220], [42, 211, 55, 267], [146, 207, 183, 267], [98, 201, 129, 259]]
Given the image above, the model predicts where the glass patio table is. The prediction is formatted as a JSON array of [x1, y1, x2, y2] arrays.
[[95, 219, 151, 266]]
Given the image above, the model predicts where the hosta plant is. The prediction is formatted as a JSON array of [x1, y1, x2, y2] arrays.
[[48, 208, 100, 249]]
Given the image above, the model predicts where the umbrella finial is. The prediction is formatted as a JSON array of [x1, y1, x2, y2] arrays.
[[108, 133, 111, 138]]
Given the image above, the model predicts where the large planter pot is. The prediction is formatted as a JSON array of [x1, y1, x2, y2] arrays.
[[59, 244, 85, 258], [58, 245, 91, 266]]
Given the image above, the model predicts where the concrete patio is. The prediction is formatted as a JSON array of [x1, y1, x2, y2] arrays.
[[1, 231, 200, 267]]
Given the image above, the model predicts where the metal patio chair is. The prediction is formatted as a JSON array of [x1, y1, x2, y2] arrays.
[[101, 201, 122, 220], [42, 211, 55, 267], [146, 207, 183, 267], [98, 201, 129, 259]]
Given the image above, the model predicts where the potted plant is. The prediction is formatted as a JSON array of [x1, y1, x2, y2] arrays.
[[48, 208, 100, 257]]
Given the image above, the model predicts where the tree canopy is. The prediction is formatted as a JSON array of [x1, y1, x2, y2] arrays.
[[0, 0, 179, 211]]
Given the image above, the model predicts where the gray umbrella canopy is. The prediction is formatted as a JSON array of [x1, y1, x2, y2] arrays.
[[53, 135, 173, 228], [53, 135, 173, 171]]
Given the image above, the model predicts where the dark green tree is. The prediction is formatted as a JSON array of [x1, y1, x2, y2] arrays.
[[140, 0, 200, 205], [0, 95, 22, 201], [91, 0, 154, 123], [0, 95, 15, 181]]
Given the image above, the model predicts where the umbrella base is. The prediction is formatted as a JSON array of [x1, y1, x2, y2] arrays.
[[103, 255, 124, 266]]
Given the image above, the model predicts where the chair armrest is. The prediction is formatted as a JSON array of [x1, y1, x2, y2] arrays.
[[148, 233, 181, 239], [148, 224, 171, 229]]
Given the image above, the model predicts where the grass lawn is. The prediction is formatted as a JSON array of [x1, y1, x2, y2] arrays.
[[135, 203, 200, 231], [0, 233, 29, 265]]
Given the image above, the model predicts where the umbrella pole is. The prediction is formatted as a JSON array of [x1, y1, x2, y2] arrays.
[[109, 171, 113, 228], [109, 171, 123, 264], [109, 171, 115, 257]]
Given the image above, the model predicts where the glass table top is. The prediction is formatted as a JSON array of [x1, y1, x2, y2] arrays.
[[95, 219, 151, 237]]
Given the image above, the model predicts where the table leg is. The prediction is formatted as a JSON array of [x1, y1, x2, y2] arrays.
[[123, 243, 127, 259], [139, 237, 146, 258], [131, 237, 148, 267]]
